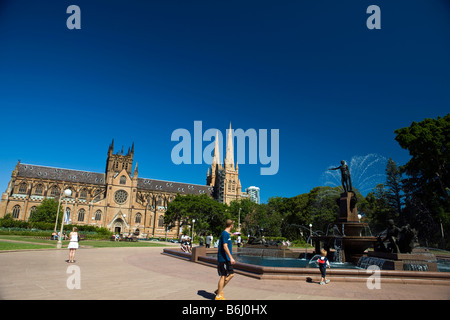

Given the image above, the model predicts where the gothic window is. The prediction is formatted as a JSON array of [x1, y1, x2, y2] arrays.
[[29, 206, 36, 219], [135, 213, 142, 224], [78, 209, 85, 222], [158, 215, 164, 227], [12, 205, 20, 219], [79, 188, 87, 199], [18, 182, 28, 194], [34, 184, 44, 195], [157, 196, 162, 207], [115, 161, 119, 170], [65, 208, 71, 221], [120, 175, 126, 185], [50, 185, 60, 197], [94, 210, 102, 221]]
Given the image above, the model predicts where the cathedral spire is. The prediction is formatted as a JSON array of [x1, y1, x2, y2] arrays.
[[212, 130, 221, 167], [224, 122, 234, 169]]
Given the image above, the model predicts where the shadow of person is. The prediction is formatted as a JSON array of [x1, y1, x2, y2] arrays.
[[306, 277, 320, 284], [197, 290, 216, 300]]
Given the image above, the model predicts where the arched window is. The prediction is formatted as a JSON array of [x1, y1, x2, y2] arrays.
[[65, 208, 71, 222], [94, 210, 102, 221], [135, 213, 142, 224], [157, 196, 162, 207], [18, 182, 28, 194], [120, 175, 126, 185], [12, 205, 21, 219], [79, 188, 87, 199], [34, 184, 44, 195], [29, 206, 36, 218], [158, 215, 164, 227], [78, 209, 85, 222], [50, 185, 60, 197]]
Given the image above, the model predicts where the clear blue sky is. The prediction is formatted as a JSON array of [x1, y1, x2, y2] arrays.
[[0, 0, 449, 203]]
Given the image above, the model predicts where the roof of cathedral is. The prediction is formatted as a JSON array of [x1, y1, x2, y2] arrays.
[[17, 163, 106, 185], [16, 163, 214, 196], [137, 178, 213, 196]]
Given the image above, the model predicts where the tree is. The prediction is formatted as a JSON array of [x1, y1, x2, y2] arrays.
[[28, 198, 63, 224], [364, 184, 393, 234], [385, 158, 405, 224], [308, 186, 341, 233], [164, 194, 229, 237], [394, 114, 450, 247]]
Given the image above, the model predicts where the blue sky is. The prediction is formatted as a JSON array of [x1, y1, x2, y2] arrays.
[[0, 0, 449, 203]]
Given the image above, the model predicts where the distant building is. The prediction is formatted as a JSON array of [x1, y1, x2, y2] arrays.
[[246, 186, 260, 204]]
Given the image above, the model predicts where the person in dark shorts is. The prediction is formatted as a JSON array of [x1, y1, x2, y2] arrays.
[[317, 248, 331, 285], [215, 219, 235, 300]]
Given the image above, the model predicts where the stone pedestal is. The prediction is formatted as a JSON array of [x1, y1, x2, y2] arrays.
[[338, 192, 358, 222]]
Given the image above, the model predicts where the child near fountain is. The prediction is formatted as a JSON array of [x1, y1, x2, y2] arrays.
[[317, 249, 331, 285]]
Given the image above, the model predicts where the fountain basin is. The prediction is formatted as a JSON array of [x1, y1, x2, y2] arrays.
[[162, 247, 450, 285]]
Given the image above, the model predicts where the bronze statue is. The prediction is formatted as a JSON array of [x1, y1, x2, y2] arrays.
[[329, 160, 353, 192], [375, 220, 418, 254]]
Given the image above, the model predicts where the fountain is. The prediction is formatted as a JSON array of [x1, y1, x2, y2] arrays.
[[312, 159, 378, 263], [311, 189, 377, 263]]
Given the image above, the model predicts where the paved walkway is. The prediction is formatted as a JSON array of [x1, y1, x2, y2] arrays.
[[0, 247, 449, 300]]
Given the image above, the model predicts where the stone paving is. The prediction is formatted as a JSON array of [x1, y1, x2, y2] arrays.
[[0, 246, 449, 300]]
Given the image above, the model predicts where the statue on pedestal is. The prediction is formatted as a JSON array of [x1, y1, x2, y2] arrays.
[[329, 160, 353, 192]]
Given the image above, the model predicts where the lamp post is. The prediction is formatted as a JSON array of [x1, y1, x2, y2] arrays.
[[309, 223, 313, 247], [192, 219, 196, 242], [54, 190, 64, 233], [238, 208, 241, 232], [57, 189, 72, 249]]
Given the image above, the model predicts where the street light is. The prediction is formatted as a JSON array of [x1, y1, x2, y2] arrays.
[[238, 208, 241, 232], [57, 189, 72, 249], [192, 219, 196, 241], [309, 223, 313, 247]]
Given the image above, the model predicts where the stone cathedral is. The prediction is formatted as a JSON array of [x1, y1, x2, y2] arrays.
[[0, 126, 244, 238]]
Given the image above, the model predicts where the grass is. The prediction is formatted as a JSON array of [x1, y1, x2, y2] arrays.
[[0, 241, 54, 251], [0, 235, 171, 250]]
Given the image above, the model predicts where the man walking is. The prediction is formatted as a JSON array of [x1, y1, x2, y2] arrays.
[[215, 219, 235, 300]]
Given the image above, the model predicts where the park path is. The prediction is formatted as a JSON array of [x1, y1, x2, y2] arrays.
[[0, 247, 448, 300]]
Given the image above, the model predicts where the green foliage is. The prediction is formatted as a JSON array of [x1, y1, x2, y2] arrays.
[[28, 198, 63, 224], [394, 114, 450, 248], [164, 193, 230, 237]]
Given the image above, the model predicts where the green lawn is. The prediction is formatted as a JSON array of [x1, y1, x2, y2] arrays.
[[0, 241, 54, 251], [0, 235, 171, 250]]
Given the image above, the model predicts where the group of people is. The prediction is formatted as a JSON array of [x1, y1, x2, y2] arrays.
[[51, 231, 68, 240], [180, 234, 193, 253]]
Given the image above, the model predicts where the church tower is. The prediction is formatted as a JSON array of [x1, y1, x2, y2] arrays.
[[206, 123, 242, 205], [105, 139, 134, 182]]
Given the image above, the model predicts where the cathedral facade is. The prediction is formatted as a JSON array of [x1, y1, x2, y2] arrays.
[[0, 127, 243, 238]]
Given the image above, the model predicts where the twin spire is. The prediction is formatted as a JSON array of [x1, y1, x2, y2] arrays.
[[211, 122, 236, 170]]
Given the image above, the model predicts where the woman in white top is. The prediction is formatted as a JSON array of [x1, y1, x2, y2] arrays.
[[68, 227, 79, 263]]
